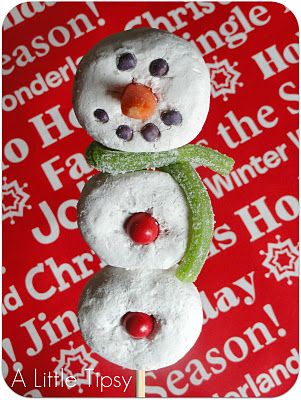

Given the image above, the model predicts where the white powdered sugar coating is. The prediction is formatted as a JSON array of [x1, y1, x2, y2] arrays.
[[78, 266, 203, 370], [73, 28, 210, 152], [77, 171, 189, 269]]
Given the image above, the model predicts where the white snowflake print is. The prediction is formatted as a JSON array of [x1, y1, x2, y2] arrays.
[[52, 341, 99, 393], [260, 235, 299, 285], [2, 177, 32, 224], [207, 56, 243, 101]]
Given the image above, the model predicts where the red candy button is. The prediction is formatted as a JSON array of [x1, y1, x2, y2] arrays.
[[122, 312, 154, 339], [125, 212, 159, 245]]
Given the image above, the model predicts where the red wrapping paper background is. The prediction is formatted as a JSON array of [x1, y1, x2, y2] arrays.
[[2, 1, 299, 397]]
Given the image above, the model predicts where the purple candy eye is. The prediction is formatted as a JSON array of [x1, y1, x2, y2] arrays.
[[94, 109, 109, 123], [116, 125, 133, 141], [161, 110, 182, 126], [117, 53, 137, 71], [149, 59, 169, 77], [141, 123, 160, 142]]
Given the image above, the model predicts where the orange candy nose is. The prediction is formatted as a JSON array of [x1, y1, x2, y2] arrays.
[[121, 83, 157, 120]]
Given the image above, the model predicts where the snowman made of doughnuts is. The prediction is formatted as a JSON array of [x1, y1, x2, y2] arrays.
[[73, 28, 234, 372]]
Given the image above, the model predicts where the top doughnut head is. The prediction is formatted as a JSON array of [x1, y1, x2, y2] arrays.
[[73, 28, 210, 152]]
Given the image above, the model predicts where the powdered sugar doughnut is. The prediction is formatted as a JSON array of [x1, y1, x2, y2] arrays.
[[78, 266, 203, 370], [73, 28, 210, 152], [77, 170, 188, 269]]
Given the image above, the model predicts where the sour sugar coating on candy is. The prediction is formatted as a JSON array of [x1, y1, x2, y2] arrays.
[[160, 162, 214, 282], [73, 28, 210, 152], [178, 144, 234, 175], [86, 141, 178, 174], [78, 266, 203, 371], [86, 141, 234, 176], [86, 142, 178, 174], [77, 171, 189, 270]]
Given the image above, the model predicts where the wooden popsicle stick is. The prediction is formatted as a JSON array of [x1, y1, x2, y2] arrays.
[[136, 370, 145, 398]]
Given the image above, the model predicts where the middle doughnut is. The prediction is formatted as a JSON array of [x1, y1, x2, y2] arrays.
[[77, 170, 189, 269]]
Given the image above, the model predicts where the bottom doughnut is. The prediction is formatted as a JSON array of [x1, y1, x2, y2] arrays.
[[78, 266, 203, 371]]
